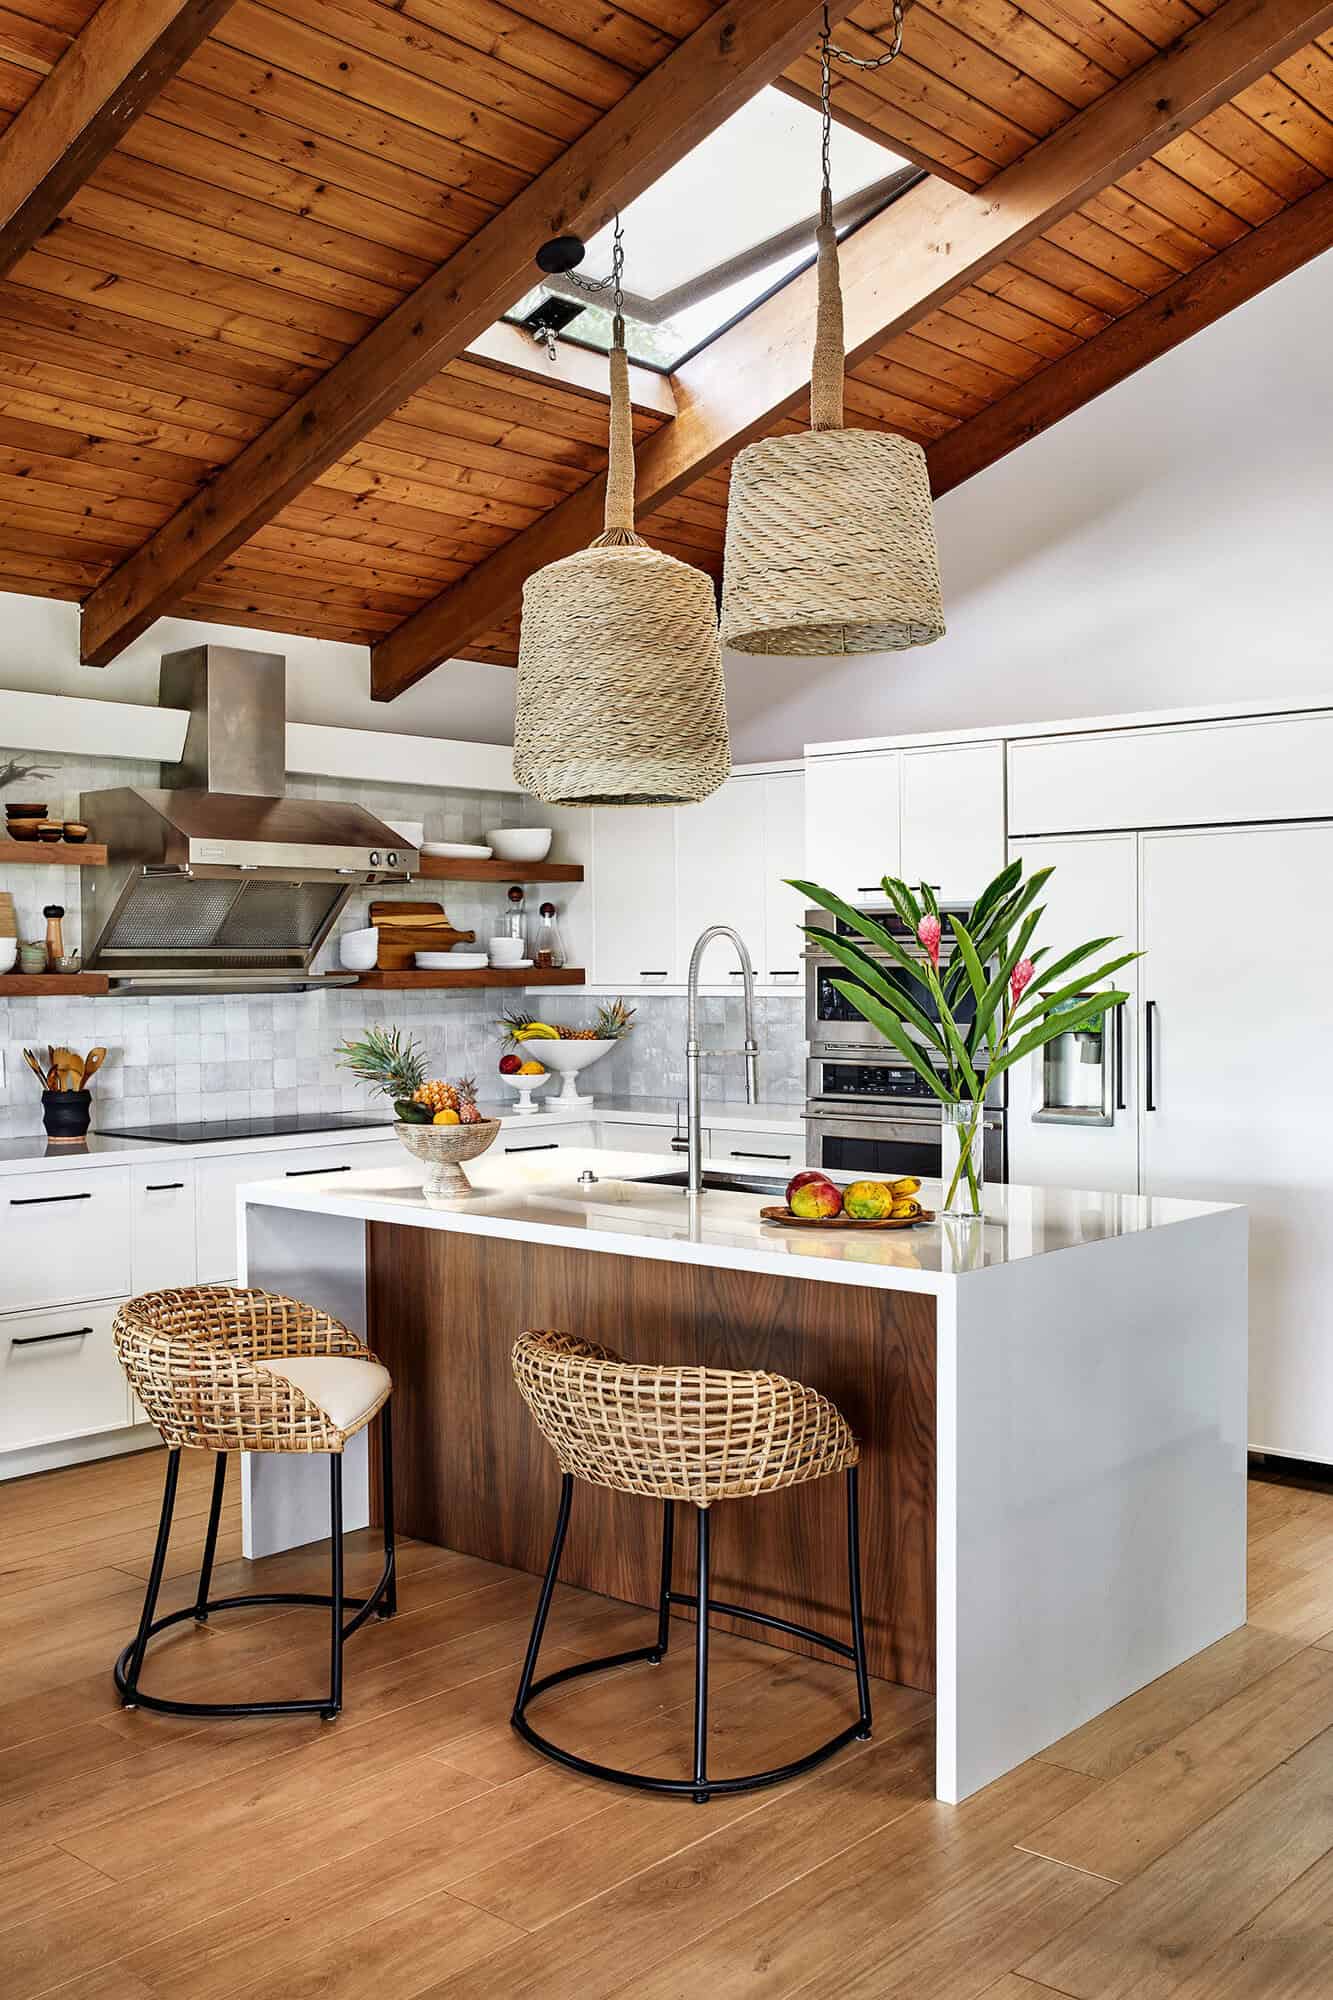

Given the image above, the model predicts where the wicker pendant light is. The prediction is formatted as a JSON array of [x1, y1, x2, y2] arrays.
[[721, 5, 945, 657], [514, 223, 729, 808]]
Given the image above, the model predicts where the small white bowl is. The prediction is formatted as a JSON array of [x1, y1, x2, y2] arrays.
[[338, 928, 379, 971], [0, 936, 17, 974], [486, 828, 553, 864], [487, 936, 525, 962]]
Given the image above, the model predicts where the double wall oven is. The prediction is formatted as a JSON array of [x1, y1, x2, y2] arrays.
[[803, 904, 1006, 1181]]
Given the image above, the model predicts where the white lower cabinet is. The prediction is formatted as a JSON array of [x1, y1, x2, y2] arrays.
[[707, 1128, 803, 1174], [600, 1121, 683, 1156], [497, 1122, 596, 1157], [0, 1299, 131, 1453], [0, 1168, 132, 1313], [196, 1142, 401, 1282], [131, 1162, 198, 1293]]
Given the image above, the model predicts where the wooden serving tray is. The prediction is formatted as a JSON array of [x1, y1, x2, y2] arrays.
[[758, 1205, 936, 1231]]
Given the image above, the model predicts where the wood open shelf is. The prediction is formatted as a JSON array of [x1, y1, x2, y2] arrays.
[[354, 966, 586, 990], [0, 839, 107, 866], [415, 856, 582, 884], [0, 973, 110, 995]]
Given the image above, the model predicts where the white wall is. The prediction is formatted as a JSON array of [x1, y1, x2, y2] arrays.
[[0, 597, 516, 745], [724, 245, 1333, 761]]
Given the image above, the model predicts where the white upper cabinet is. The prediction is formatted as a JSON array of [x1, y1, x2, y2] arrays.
[[899, 742, 1005, 902], [590, 805, 679, 987], [803, 751, 900, 901], [1008, 713, 1333, 838], [762, 770, 806, 986], [675, 778, 766, 984]]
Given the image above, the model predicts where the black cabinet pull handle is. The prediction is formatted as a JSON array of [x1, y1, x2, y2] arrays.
[[12, 1327, 92, 1348], [1145, 1000, 1157, 1112], [1114, 1001, 1126, 1113], [9, 1191, 92, 1206], [727, 1150, 792, 1161], [144, 1181, 185, 1192], [285, 1164, 352, 1177], [769, 969, 799, 977], [639, 969, 668, 977], [504, 1142, 559, 1153]]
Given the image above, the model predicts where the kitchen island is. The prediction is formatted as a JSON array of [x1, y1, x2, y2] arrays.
[[237, 1149, 1247, 1802]]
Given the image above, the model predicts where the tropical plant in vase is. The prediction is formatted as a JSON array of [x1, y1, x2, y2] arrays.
[[792, 861, 1141, 1216]]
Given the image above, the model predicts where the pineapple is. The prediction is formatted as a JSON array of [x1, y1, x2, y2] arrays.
[[335, 1025, 427, 1104], [413, 1079, 459, 1114], [455, 1076, 483, 1124], [592, 997, 636, 1041]]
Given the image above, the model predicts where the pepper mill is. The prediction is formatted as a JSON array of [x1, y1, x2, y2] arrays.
[[43, 904, 65, 969]]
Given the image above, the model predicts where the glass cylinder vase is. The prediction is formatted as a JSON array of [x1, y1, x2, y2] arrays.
[[941, 1099, 986, 1218]]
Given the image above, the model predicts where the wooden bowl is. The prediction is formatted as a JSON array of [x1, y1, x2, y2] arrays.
[[37, 821, 64, 842], [5, 802, 47, 818], [63, 823, 89, 843], [6, 818, 41, 841]]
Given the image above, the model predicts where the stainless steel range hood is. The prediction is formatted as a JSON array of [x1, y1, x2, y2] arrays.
[[80, 646, 418, 994]]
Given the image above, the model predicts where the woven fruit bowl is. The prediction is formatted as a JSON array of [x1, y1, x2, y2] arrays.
[[395, 1118, 500, 1198]]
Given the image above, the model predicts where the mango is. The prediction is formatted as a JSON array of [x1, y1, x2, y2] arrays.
[[790, 1176, 842, 1220], [843, 1179, 896, 1220]]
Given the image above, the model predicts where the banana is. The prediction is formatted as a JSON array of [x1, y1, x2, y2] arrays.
[[891, 1197, 922, 1219], [516, 1022, 560, 1041], [891, 1176, 922, 1196]]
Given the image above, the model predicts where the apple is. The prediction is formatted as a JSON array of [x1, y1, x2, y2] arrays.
[[790, 1176, 843, 1220], [498, 1052, 522, 1075], [786, 1168, 828, 1205]]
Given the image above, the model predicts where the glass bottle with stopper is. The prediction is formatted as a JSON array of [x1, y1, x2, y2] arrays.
[[505, 885, 527, 949], [534, 902, 566, 970]]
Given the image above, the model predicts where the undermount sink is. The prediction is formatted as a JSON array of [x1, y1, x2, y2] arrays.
[[631, 1168, 791, 1198]]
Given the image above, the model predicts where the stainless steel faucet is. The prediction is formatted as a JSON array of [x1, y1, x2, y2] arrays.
[[684, 926, 760, 1196]]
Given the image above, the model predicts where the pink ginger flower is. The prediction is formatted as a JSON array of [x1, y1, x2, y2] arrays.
[[1010, 957, 1035, 1006], [917, 914, 942, 969]]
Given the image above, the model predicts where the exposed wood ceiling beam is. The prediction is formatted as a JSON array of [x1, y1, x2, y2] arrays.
[[0, 0, 238, 277], [927, 179, 1333, 499], [77, 0, 861, 669], [370, 0, 1333, 700]]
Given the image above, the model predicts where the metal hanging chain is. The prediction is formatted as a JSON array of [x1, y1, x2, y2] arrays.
[[564, 214, 625, 319], [820, 1, 905, 214]]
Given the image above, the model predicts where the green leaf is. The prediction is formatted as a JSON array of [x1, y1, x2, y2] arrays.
[[809, 932, 947, 1054], [969, 859, 1023, 929], [936, 998, 981, 1100], [947, 912, 989, 1007], [1028, 936, 1119, 994], [830, 981, 955, 1105], [879, 874, 924, 933], [990, 991, 1128, 1076], [918, 880, 940, 919], [791, 881, 905, 963], [1011, 953, 1142, 1036]]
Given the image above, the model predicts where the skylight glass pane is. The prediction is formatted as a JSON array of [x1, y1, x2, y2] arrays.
[[503, 87, 908, 371]]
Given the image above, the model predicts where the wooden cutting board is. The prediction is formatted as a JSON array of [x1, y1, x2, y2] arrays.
[[0, 891, 16, 939], [369, 900, 475, 970]]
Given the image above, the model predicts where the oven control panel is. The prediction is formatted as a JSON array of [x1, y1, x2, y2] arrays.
[[814, 1061, 939, 1101]]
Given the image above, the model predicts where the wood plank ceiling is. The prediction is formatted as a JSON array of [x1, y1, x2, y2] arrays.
[[0, 0, 1330, 683]]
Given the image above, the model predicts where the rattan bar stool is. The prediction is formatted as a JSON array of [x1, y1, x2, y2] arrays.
[[112, 1285, 396, 1721], [510, 1330, 872, 1804]]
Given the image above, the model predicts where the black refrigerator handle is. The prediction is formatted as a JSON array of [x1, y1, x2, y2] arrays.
[[1145, 1000, 1157, 1112], [1114, 1000, 1126, 1112]]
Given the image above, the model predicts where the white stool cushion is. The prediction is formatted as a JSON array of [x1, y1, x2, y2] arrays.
[[257, 1356, 391, 1434]]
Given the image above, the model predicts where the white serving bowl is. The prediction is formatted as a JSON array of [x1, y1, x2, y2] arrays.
[[421, 841, 492, 860], [524, 1037, 616, 1105], [0, 936, 17, 974], [504, 1069, 552, 1114], [486, 827, 553, 864], [338, 928, 379, 971], [487, 936, 525, 963]]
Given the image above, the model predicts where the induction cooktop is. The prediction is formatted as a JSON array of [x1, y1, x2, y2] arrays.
[[99, 1113, 396, 1145]]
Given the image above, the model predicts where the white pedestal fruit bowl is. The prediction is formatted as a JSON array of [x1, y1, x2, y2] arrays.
[[525, 1039, 616, 1106]]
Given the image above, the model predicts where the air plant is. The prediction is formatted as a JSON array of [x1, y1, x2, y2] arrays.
[[0, 757, 55, 793]]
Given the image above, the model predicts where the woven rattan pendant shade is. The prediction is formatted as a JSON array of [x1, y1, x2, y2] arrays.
[[514, 340, 729, 808], [721, 205, 945, 657]]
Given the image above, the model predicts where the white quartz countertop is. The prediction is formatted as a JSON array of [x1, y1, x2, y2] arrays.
[[238, 1147, 1235, 1298]]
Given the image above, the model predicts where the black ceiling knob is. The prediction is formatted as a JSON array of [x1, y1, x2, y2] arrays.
[[535, 234, 585, 275]]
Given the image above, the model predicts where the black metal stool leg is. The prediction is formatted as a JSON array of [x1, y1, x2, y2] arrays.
[[514, 1473, 574, 1716], [378, 1403, 397, 1618], [192, 1452, 228, 1623], [847, 1466, 873, 1739], [649, 1499, 675, 1663], [325, 1452, 344, 1721], [122, 1448, 181, 1704], [692, 1504, 711, 1804]]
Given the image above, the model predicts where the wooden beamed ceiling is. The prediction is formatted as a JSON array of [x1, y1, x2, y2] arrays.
[[0, 0, 1328, 683]]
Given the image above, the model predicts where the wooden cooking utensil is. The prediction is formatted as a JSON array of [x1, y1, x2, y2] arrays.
[[0, 890, 16, 940], [22, 1047, 48, 1086], [81, 1048, 107, 1084]]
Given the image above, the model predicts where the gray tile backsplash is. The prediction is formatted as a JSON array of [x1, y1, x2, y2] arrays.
[[1, 749, 805, 1134]]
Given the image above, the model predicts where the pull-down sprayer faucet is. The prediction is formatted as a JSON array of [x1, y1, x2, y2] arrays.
[[684, 926, 760, 1197]]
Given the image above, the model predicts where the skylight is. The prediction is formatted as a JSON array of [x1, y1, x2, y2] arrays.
[[506, 89, 912, 371]]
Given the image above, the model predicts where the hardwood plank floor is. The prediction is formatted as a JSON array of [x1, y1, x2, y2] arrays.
[[4, 1450, 1333, 1999]]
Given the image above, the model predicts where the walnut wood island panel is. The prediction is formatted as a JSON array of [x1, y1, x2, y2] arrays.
[[367, 1224, 937, 1691], [238, 1146, 1248, 1801]]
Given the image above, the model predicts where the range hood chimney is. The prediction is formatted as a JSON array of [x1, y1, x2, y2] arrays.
[[79, 646, 418, 994]]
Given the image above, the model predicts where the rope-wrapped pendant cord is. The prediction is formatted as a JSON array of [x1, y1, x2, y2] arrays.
[[593, 323, 644, 549], [810, 0, 904, 435], [810, 198, 844, 433]]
